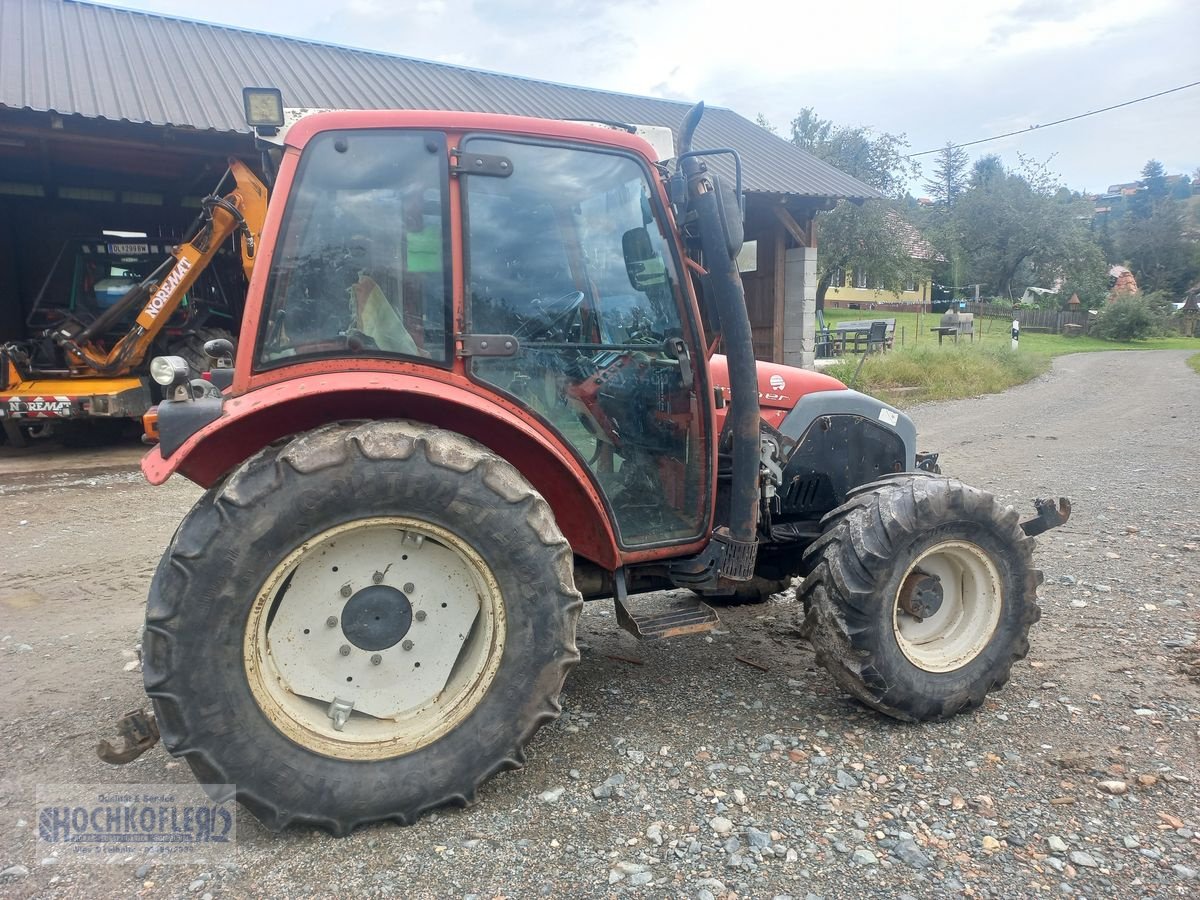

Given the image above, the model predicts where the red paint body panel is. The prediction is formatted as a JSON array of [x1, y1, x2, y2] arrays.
[[142, 372, 630, 569], [709, 355, 845, 431]]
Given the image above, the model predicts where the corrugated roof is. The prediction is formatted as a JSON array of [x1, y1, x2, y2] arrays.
[[0, 0, 881, 200]]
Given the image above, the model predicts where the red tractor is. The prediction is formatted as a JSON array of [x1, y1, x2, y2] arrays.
[[130, 94, 1069, 834]]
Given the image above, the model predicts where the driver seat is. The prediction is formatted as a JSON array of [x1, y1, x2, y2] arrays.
[[352, 275, 421, 356]]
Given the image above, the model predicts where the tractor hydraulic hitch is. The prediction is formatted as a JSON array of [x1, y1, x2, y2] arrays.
[[1020, 497, 1072, 537], [96, 708, 160, 765]]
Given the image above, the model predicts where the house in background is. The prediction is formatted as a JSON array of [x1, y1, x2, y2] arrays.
[[823, 213, 939, 308]]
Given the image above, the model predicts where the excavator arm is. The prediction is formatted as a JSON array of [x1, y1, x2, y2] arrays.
[[53, 159, 268, 377]]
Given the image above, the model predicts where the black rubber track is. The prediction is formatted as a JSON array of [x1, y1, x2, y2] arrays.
[[142, 421, 583, 835], [799, 473, 1042, 722]]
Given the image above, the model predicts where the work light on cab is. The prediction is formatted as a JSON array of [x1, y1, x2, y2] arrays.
[[149, 355, 189, 387]]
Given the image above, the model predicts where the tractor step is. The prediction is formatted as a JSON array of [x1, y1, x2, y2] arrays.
[[614, 591, 720, 640]]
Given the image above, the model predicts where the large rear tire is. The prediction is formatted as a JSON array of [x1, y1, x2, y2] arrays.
[[799, 474, 1041, 722], [143, 421, 582, 834], [166, 326, 232, 376]]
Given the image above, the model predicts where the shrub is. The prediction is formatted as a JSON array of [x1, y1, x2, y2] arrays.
[[1091, 296, 1164, 341]]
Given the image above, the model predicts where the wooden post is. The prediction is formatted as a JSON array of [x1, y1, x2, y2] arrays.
[[772, 224, 786, 363]]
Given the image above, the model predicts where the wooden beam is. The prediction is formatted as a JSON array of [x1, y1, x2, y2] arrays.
[[772, 204, 809, 247], [772, 223, 786, 363]]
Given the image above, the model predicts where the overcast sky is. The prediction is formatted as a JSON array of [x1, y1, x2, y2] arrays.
[[101, 0, 1199, 194]]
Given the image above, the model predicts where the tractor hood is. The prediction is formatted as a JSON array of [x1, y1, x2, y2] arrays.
[[710, 355, 846, 428]]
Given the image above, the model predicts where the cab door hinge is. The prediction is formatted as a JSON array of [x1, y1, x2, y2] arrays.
[[450, 150, 514, 177], [457, 334, 521, 357]]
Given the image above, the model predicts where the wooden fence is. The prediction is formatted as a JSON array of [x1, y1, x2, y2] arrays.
[[965, 303, 1088, 334], [825, 299, 1090, 334]]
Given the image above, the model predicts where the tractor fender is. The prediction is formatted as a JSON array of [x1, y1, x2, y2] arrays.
[[772, 389, 917, 516], [141, 371, 621, 568], [777, 388, 917, 468]]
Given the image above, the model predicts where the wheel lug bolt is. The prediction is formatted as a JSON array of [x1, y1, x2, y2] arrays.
[[370, 654, 382, 666], [326, 616, 338, 628], [403, 582, 415, 594], [402, 640, 414, 651], [415, 610, 427, 622], [339, 644, 351, 656], [340, 584, 352, 598], [372, 571, 384, 584]]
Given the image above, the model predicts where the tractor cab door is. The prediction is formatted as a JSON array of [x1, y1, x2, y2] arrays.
[[463, 137, 712, 549]]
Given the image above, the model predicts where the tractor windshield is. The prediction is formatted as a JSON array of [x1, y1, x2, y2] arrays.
[[463, 137, 710, 548], [256, 130, 452, 366]]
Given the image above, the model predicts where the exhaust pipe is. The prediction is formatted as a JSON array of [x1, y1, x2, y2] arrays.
[[679, 103, 759, 578]]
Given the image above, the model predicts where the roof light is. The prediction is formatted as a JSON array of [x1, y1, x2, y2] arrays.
[[243, 87, 284, 130]]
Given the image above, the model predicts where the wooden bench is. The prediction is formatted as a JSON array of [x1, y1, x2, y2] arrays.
[[831, 318, 895, 354]]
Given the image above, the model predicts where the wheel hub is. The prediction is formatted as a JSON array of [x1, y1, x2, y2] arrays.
[[246, 520, 502, 755], [892, 540, 1003, 673], [898, 572, 944, 620], [341, 585, 413, 651]]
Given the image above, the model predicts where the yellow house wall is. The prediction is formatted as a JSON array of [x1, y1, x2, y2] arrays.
[[826, 273, 930, 304]]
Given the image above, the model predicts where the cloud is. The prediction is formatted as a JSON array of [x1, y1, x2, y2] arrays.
[[95, 0, 1199, 190]]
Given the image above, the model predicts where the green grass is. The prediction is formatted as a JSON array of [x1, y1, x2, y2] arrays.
[[823, 308, 1200, 358], [1189, 352, 1200, 375], [825, 344, 1051, 406]]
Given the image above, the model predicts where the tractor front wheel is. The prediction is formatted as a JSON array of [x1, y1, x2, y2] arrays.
[[799, 474, 1041, 722], [142, 421, 582, 834]]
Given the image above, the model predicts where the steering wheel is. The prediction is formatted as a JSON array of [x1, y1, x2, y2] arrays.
[[514, 290, 586, 340]]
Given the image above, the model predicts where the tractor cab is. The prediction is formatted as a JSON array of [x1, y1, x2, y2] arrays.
[[147, 107, 754, 570]]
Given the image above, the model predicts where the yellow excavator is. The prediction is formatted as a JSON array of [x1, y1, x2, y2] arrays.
[[0, 159, 268, 447]]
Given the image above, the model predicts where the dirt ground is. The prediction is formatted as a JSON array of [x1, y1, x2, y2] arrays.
[[0, 349, 1197, 899]]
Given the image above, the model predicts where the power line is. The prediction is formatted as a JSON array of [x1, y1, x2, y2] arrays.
[[907, 79, 1200, 158]]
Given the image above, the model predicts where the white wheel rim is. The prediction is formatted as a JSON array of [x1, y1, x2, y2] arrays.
[[892, 540, 1002, 673], [244, 517, 506, 760]]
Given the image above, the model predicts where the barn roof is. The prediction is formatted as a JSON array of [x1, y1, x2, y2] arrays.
[[0, 0, 881, 201]]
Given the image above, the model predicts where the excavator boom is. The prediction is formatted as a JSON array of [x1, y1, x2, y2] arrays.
[[1, 159, 267, 441]]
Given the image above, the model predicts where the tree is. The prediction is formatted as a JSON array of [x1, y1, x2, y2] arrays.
[[970, 154, 1005, 188], [754, 113, 777, 135], [924, 142, 970, 207], [1119, 199, 1195, 295], [770, 108, 921, 308], [951, 155, 1107, 304], [1130, 159, 1167, 219]]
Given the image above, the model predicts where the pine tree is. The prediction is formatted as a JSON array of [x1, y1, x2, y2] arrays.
[[923, 142, 970, 207]]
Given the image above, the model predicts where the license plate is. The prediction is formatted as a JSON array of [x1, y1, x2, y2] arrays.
[[108, 242, 149, 255]]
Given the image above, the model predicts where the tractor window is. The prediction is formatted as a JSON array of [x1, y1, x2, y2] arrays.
[[257, 130, 451, 368], [463, 137, 710, 549]]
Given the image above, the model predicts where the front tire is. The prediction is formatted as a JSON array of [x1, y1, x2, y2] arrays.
[[143, 421, 582, 834], [799, 474, 1041, 722]]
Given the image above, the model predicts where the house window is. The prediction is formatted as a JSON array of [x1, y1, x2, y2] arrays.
[[829, 266, 844, 289], [854, 269, 869, 289], [874, 274, 886, 290], [736, 240, 758, 273], [904, 274, 918, 292]]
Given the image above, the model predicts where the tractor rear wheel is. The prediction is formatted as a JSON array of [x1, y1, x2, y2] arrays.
[[143, 421, 582, 834], [799, 474, 1041, 722], [166, 326, 232, 376]]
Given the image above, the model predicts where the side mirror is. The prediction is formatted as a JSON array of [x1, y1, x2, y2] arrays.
[[622, 228, 668, 291], [204, 338, 235, 368], [708, 174, 744, 262]]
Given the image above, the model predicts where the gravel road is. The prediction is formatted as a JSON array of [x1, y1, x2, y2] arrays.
[[1, 349, 1197, 899]]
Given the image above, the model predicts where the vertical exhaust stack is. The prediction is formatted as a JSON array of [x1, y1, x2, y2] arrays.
[[678, 103, 759, 578]]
